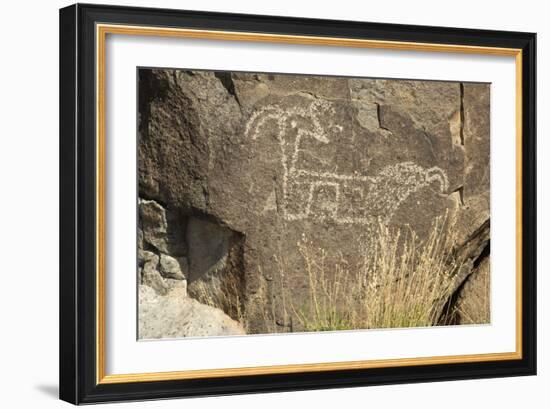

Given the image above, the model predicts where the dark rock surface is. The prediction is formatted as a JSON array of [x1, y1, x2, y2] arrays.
[[454, 256, 491, 324], [137, 68, 491, 335]]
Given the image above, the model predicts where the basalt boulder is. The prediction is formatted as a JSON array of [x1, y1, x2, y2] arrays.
[[137, 69, 490, 335]]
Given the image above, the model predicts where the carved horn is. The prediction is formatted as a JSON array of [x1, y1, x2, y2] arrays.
[[425, 167, 449, 193]]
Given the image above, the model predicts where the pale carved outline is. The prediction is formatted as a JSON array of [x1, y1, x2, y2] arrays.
[[245, 99, 449, 225]]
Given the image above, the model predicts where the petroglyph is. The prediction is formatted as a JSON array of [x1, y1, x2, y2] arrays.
[[138, 68, 491, 336], [246, 99, 449, 225]]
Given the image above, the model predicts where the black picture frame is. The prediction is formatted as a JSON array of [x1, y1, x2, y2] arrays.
[[59, 3, 536, 405]]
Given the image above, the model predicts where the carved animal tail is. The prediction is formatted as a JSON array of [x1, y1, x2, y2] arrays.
[[244, 106, 284, 140]]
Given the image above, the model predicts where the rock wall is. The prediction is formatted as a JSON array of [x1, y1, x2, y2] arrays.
[[137, 68, 490, 336]]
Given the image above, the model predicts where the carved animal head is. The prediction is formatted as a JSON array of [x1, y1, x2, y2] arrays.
[[245, 99, 343, 146], [290, 99, 343, 145], [379, 162, 449, 194]]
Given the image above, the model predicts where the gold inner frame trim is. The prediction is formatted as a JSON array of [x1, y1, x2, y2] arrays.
[[96, 23, 523, 385]]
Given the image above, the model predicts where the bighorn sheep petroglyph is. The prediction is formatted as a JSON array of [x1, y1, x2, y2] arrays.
[[245, 99, 449, 225]]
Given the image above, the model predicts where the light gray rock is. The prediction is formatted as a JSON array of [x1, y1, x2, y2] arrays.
[[139, 199, 168, 253], [159, 253, 186, 280], [137, 224, 144, 251], [139, 249, 158, 264], [138, 285, 245, 339], [164, 278, 188, 294], [140, 252, 168, 295]]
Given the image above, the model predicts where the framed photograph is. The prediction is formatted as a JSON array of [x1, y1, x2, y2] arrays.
[[59, 3, 536, 404]]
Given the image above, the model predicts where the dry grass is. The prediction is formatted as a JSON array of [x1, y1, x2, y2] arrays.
[[189, 212, 488, 334], [275, 213, 465, 332], [189, 269, 245, 325]]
